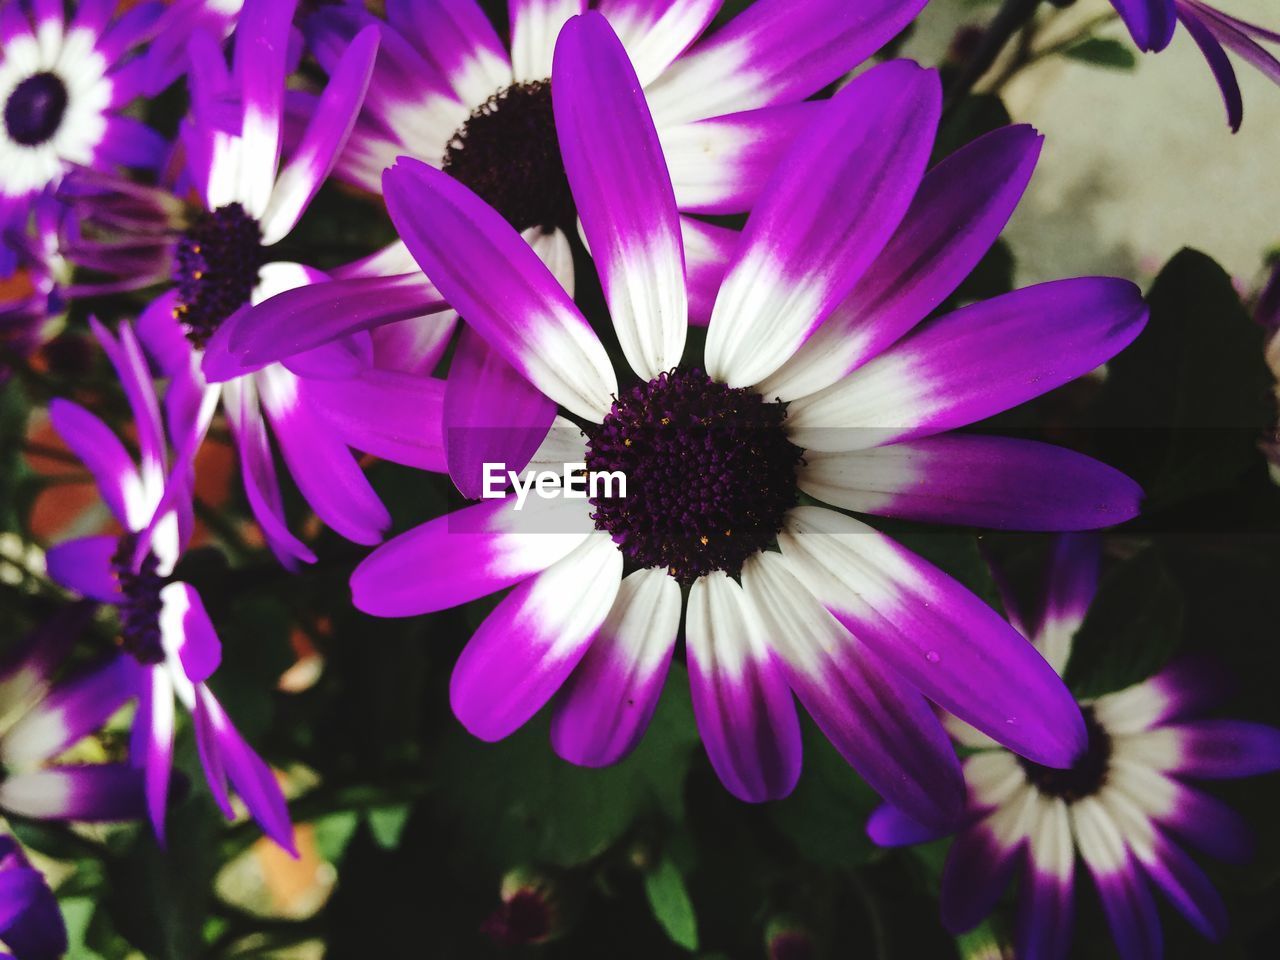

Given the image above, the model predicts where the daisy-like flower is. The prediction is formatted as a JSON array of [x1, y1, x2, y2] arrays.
[[222, 0, 931, 474], [246, 16, 1147, 825], [1113, 1, 1279, 130], [0, 603, 144, 824], [98, 0, 391, 567], [41, 317, 293, 852], [0, 0, 166, 249], [868, 535, 1280, 960], [0, 835, 66, 960]]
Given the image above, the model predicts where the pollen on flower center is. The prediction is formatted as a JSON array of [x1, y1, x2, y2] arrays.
[[1018, 706, 1113, 802], [173, 202, 266, 347], [441, 80, 574, 233], [4, 72, 69, 146], [584, 369, 804, 585], [111, 534, 166, 665]]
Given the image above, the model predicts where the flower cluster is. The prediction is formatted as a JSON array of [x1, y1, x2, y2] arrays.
[[0, 0, 1277, 955]]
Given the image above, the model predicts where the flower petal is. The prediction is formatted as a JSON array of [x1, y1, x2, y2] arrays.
[[742, 552, 964, 826], [786, 277, 1149, 450], [596, 0, 722, 86], [444, 325, 556, 497], [234, 0, 298, 217], [1177, 5, 1244, 132], [44, 536, 124, 604], [510, 0, 585, 82], [554, 12, 687, 379], [681, 215, 737, 326], [229, 273, 448, 373], [450, 535, 623, 741], [1112, 0, 1178, 52], [385, 0, 512, 109], [1, 655, 134, 765], [383, 157, 617, 420], [686, 571, 802, 802], [0, 765, 146, 822], [704, 61, 940, 387], [866, 803, 949, 847], [1016, 798, 1076, 960], [761, 124, 1043, 400], [194, 685, 296, 854], [256, 365, 390, 547], [1163, 720, 1280, 778], [778, 506, 1086, 767], [351, 495, 595, 617], [221, 377, 316, 568], [307, 368, 447, 473], [261, 26, 380, 244], [47, 398, 143, 529], [157, 582, 222, 685], [797, 436, 1142, 532], [1072, 798, 1164, 960], [645, 0, 928, 125], [550, 568, 681, 766], [661, 102, 820, 215]]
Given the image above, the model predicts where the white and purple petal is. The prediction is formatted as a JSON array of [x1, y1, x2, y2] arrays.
[[704, 61, 940, 388], [550, 567, 681, 766], [554, 12, 687, 379], [787, 278, 1149, 450], [351, 494, 596, 617], [450, 534, 623, 741], [778, 506, 1086, 768], [762, 124, 1043, 400], [797, 437, 1141, 534], [742, 552, 964, 826], [685, 571, 802, 803], [383, 157, 617, 420]]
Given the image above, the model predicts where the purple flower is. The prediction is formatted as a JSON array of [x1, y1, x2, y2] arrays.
[[264, 15, 1146, 827], [0, 0, 166, 250], [1115, 0, 1280, 131], [42, 318, 293, 853], [0, 604, 144, 824], [82, 0, 393, 568], [869, 535, 1280, 960], [0, 202, 63, 380], [139, 0, 247, 97], [219, 0, 930, 442], [0, 835, 67, 960]]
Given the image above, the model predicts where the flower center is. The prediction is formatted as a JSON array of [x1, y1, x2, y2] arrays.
[[4, 72, 69, 146], [1019, 706, 1113, 802], [111, 535, 166, 665], [172, 203, 265, 347], [585, 369, 803, 584], [441, 80, 573, 233]]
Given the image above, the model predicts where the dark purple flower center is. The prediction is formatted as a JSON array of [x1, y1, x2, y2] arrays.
[[481, 889, 554, 946], [4, 72, 68, 146], [173, 203, 265, 347], [1019, 706, 1112, 802], [585, 369, 803, 584], [441, 80, 573, 233], [111, 535, 167, 665]]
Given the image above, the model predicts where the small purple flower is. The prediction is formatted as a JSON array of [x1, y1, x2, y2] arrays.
[[78, 0, 394, 568], [0, 202, 63, 381], [0, 0, 166, 250], [1114, 0, 1280, 130], [869, 535, 1280, 960], [42, 318, 293, 853], [0, 836, 67, 960], [234, 15, 1148, 827], [0, 604, 144, 825]]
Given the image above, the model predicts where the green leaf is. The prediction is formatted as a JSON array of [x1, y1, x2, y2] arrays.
[[1062, 37, 1137, 70], [367, 803, 412, 850], [643, 857, 699, 951], [1098, 249, 1273, 514], [433, 670, 699, 867], [313, 810, 361, 862], [1065, 545, 1185, 697], [767, 716, 879, 867]]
